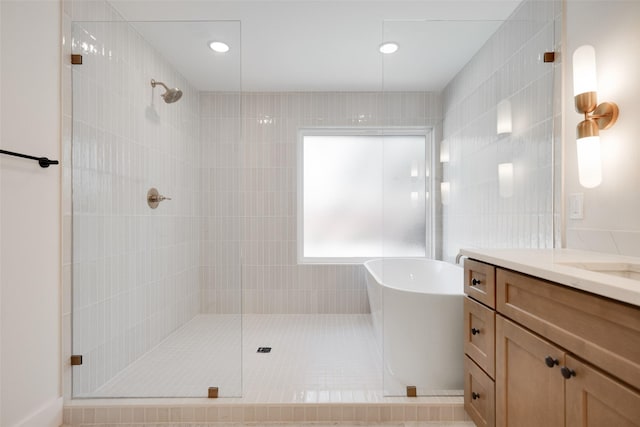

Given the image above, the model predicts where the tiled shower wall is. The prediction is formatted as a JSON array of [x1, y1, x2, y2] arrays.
[[441, 0, 561, 261], [200, 92, 443, 314], [63, 2, 201, 396]]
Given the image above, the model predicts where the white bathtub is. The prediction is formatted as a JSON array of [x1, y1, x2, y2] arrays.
[[364, 258, 464, 395]]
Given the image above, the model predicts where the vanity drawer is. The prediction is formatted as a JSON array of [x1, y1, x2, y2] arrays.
[[496, 268, 640, 390], [464, 296, 495, 378], [464, 259, 496, 308], [464, 355, 495, 427]]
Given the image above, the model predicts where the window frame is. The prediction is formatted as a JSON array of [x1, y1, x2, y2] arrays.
[[297, 127, 434, 264]]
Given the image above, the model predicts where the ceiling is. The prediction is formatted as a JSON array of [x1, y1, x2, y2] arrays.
[[108, 1, 522, 92]]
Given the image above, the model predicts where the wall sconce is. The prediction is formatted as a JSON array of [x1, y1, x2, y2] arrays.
[[573, 45, 619, 188], [441, 182, 450, 205], [440, 140, 450, 163], [498, 163, 514, 198], [497, 99, 512, 136], [410, 161, 419, 178]]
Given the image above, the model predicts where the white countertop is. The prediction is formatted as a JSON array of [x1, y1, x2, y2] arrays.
[[459, 248, 640, 307]]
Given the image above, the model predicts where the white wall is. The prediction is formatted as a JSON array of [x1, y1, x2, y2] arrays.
[[564, 1, 640, 255], [200, 91, 442, 314], [0, 2, 62, 426]]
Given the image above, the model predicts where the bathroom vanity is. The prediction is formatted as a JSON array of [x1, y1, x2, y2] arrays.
[[460, 249, 640, 427]]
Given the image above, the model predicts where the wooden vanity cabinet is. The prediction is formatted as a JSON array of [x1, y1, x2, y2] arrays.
[[565, 355, 640, 427], [496, 316, 565, 427], [463, 258, 640, 427]]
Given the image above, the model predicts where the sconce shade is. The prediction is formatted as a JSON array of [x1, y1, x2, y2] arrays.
[[576, 135, 602, 188], [573, 45, 598, 96]]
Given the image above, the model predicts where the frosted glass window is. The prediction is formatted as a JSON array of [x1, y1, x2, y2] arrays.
[[299, 132, 428, 262]]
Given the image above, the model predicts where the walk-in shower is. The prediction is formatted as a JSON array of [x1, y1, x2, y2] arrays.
[[66, 0, 558, 404]]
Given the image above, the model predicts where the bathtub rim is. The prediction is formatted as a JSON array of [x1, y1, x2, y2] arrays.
[[363, 257, 463, 295]]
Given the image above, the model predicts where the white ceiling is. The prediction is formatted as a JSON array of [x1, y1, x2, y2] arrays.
[[109, 1, 522, 92]]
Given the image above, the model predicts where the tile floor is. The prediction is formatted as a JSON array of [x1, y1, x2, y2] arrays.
[[80, 314, 383, 400]]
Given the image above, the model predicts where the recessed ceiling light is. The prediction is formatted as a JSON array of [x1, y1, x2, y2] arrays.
[[379, 42, 399, 54], [209, 41, 230, 53]]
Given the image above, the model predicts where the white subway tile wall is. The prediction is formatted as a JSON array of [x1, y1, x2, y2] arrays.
[[441, 0, 562, 261], [65, 4, 201, 396], [199, 91, 443, 314]]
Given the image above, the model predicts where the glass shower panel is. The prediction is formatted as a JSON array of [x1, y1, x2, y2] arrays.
[[70, 20, 242, 398], [381, 11, 557, 396]]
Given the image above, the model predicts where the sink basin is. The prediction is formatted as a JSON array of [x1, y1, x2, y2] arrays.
[[558, 262, 640, 281]]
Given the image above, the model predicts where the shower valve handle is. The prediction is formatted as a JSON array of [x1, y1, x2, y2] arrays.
[[149, 193, 171, 202], [147, 188, 171, 209]]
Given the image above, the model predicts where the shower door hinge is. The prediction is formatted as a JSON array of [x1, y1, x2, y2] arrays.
[[543, 52, 556, 63], [71, 54, 83, 65], [208, 387, 219, 398], [70, 355, 83, 366], [406, 385, 417, 397]]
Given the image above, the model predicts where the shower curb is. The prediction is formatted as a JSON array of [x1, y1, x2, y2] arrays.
[[63, 400, 470, 425]]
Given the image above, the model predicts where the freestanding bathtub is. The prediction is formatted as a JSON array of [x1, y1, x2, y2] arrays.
[[364, 258, 464, 395]]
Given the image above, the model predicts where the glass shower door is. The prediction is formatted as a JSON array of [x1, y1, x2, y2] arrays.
[[381, 10, 558, 396], [70, 20, 242, 398]]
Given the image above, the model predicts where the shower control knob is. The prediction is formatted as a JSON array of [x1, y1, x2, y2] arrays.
[[545, 356, 559, 368], [471, 278, 481, 286], [471, 328, 481, 335], [147, 188, 172, 209], [471, 392, 480, 400]]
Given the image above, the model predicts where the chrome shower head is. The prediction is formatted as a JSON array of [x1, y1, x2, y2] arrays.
[[150, 79, 183, 104]]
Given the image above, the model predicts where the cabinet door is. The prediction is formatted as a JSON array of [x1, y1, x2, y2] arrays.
[[565, 355, 640, 427], [496, 316, 565, 427], [465, 356, 496, 427], [464, 297, 495, 378], [464, 259, 496, 308]]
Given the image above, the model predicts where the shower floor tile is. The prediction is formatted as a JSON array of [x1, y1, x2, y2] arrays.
[[81, 314, 383, 401]]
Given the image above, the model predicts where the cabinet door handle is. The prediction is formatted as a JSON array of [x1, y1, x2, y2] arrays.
[[544, 356, 559, 368], [471, 392, 480, 400], [471, 328, 481, 335], [471, 278, 481, 286], [560, 366, 576, 379]]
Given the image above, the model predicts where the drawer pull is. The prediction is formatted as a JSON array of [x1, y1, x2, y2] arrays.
[[471, 392, 480, 400], [471, 328, 481, 335], [471, 278, 482, 286], [544, 356, 559, 368], [560, 366, 576, 379]]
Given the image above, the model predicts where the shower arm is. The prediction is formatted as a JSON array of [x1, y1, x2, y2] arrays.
[[150, 79, 169, 91]]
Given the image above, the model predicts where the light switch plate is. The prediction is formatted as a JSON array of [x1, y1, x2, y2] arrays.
[[569, 193, 584, 219]]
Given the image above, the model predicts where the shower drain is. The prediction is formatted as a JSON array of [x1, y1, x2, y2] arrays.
[[257, 347, 272, 353]]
